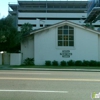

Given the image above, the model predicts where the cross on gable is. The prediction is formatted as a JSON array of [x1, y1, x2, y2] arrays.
[[60, 50, 72, 58]]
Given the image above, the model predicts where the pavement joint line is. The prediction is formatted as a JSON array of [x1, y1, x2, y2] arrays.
[[0, 72, 51, 75], [0, 77, 100, 82], [0, 90, 68, 93]]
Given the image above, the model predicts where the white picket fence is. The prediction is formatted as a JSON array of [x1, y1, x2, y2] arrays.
[[0, 53, 22, 65]]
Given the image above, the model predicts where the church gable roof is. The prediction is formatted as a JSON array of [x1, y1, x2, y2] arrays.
[[30, 20, 100, 35]]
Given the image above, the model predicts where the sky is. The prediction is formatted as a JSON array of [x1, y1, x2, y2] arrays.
[[0, 0, 17, 18], [0, 0, 88, 18]]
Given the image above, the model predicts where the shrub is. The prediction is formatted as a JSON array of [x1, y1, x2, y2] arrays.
[[60, 61, 67, 66], [89, 60, 97, 66], [67, 60, 75, 66], [75, 60, 83, 66], [52, 60, 58, 66], [82, 60, 89, 66], [97, 62, 100, 66], [23, 58, 34, 65], [45, 61, 51, 66]]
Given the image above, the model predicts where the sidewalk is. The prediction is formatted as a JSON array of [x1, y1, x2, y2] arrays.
[[0, 65, 100, 72], [11, 68, 100, 72], [7, 67, 100, 72]]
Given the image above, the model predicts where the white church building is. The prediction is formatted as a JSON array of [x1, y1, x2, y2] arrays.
[[21, 21, 100, 65]]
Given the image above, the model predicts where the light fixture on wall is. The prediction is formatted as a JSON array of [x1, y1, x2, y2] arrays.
[[0, 51, 4, 54]]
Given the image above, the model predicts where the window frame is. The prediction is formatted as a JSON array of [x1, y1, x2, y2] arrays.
[[56, 25, 75, 49]]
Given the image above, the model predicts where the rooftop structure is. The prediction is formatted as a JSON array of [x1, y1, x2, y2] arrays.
[[8, 0, 100, 30], [9, 0, 88, 13], [85, 0, 100, 23]]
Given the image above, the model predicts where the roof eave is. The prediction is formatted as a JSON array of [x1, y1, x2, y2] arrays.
[[30, 21, 100, 35]]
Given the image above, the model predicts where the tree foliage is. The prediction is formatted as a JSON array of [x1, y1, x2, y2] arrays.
[[84, 23, 94, 30], [20, 23, 33, 35], [0, 16, 21, 52], [0, 16, 33, 52]]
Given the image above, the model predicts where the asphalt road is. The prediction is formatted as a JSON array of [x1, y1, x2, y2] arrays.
[[0, 70, 100, 100]]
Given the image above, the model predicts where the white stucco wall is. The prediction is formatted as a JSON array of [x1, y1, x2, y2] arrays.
[[73, 27, 98, 61], [21, 36, 34, 63], [34, 25, 99, 65]]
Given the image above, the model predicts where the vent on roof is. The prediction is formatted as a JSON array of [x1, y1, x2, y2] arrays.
[[36, 19, 45, 29]]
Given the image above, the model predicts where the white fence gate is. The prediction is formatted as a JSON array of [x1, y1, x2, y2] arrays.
[[0, 53, 22, 65]]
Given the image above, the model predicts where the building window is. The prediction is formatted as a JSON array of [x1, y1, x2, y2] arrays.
[[58, 25, 74, 47]]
